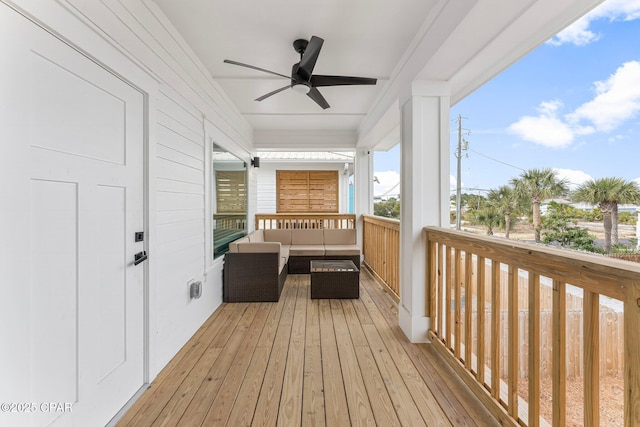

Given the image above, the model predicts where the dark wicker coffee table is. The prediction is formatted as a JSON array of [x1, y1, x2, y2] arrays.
[[310, 260, 359, 299]]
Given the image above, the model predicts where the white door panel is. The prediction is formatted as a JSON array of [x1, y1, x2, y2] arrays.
[[0, 5, 145, 427]]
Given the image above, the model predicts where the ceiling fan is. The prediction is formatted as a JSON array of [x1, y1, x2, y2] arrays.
[[224, 36, 377, 109]]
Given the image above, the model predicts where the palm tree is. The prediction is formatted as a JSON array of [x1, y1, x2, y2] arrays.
[[511, 168, 568, 243], [572, 177, 640, 253], [469, 205, 502, 236], [487, 185, 519, 238], [610, 179, 640, 245]]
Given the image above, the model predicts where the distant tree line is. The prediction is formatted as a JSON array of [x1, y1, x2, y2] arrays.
[[373, 168, 640, 254], [373, 198, 400, 219], [452, 168, 640, 254]]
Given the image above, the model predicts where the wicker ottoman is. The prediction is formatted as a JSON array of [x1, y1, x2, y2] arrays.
[[310, 260, 359, 299]]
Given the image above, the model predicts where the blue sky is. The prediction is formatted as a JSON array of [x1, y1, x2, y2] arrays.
[[374, 0, 640, 197]]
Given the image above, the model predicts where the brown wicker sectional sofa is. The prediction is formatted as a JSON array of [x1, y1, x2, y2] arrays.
[[223, 228, 360, 302]]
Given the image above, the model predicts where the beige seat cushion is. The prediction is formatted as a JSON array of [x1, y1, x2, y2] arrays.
[[323, 229, 356, 245], [323, 245, 361, 256], [289, 245, 325, 256], [291, 229, 324, 245], [264, 229, 292, 245], [280, 245, 290, 260]]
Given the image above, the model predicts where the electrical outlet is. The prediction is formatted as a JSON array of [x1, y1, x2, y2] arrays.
[[189, 280, 202, 299]]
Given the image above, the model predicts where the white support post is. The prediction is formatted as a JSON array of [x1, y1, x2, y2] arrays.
[[398, 81, 450, 343], [354, 149, 374, 251]]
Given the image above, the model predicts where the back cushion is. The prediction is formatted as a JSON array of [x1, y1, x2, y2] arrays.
[[263, 229, 292, 245], [228, 236, 250, 253], [248, 230, 264, 242], [291, 229, 324, 245], [237, 242, 280, 253], [323, 229, 356, 245]]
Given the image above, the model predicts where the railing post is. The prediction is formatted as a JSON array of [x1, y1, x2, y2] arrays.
[[625, 280, 640, 427], [426, 231, 435, 319]]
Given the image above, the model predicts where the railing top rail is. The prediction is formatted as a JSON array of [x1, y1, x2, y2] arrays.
[[256, 213, 355, 217], [424, 226, 640, 300], [362, 215, 400, 230]]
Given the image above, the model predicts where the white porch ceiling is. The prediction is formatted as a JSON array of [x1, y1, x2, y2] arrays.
[[153, 0, 604, 150]]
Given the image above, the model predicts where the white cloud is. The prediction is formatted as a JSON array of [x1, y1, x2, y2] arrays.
[[509, 61, 640, 148], [507, 100, 575, 148], [548, 0, 640, 46], [373, 170, 399, 197], [552, 168, 593, 190], [548, 18, 599, 47], [567, 61, 640, 131]]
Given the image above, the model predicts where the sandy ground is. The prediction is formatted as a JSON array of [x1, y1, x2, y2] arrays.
[[459, 220, 637, 244], [519, 376, 624, 426]]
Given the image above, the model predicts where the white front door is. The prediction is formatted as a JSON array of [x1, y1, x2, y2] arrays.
[[0, 5, 145, 426]]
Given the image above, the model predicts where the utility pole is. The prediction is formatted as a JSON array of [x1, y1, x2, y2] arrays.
[[454, 115, 468, 230]]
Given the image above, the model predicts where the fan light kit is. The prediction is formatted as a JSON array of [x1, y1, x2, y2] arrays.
[[224, 36, 377, 109], [291, 83, 311, 94]]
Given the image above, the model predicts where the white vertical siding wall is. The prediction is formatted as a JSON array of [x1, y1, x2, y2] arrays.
[[11, 0, 253, 380]]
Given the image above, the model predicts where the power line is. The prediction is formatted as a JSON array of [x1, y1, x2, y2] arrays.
[[467, 148, 584, 188], [467, 148, 525, 171]]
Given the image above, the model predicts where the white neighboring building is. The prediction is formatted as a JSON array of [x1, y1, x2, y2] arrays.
[[255, 151, 355, 213]]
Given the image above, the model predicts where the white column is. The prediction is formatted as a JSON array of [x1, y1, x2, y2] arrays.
[[398, 81, 450, 343], [354, 149, 374, 250]]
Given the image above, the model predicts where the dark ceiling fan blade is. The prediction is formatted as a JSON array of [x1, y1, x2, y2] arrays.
[[307, 87, 330, 110], [297, 36, 324, 80], [310, 75, 377, 87], [255, 85, 290, 102], [223, 59, 293, 81]]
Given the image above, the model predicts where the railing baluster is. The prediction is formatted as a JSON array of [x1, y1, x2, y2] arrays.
[[491, 261, 500, 400], [552, 280, 566, 427], [465, 252, 473, 369], [584, 290, 600, 427], [508, 265, 518, 418], [477, 256, 486, 385], [528, 273, 540, 427], [446, 246, 453, 349], [624, 279, 640, 427], [438, 244, 444, 340], [455, 249, 462, 359], [428, 238, 436, 320]]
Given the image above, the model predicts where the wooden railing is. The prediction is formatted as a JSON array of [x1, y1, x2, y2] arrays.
[[363, 215, 400, 300], [255, 213, 356, 230], [423, 226, 640, 426], [213, 213, 247, 230]]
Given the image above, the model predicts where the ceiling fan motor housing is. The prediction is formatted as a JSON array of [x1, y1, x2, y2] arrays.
[[293, 39, 309, 56]]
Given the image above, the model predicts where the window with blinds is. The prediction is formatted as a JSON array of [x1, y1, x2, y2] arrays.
[[276, 170, 338, 213], [215, 170, 247, 213]]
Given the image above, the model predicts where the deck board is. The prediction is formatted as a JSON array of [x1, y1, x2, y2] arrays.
[[118, 268, 499, 426]]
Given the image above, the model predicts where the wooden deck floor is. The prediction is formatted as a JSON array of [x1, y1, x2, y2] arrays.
[[117, 269, 498, 426]]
